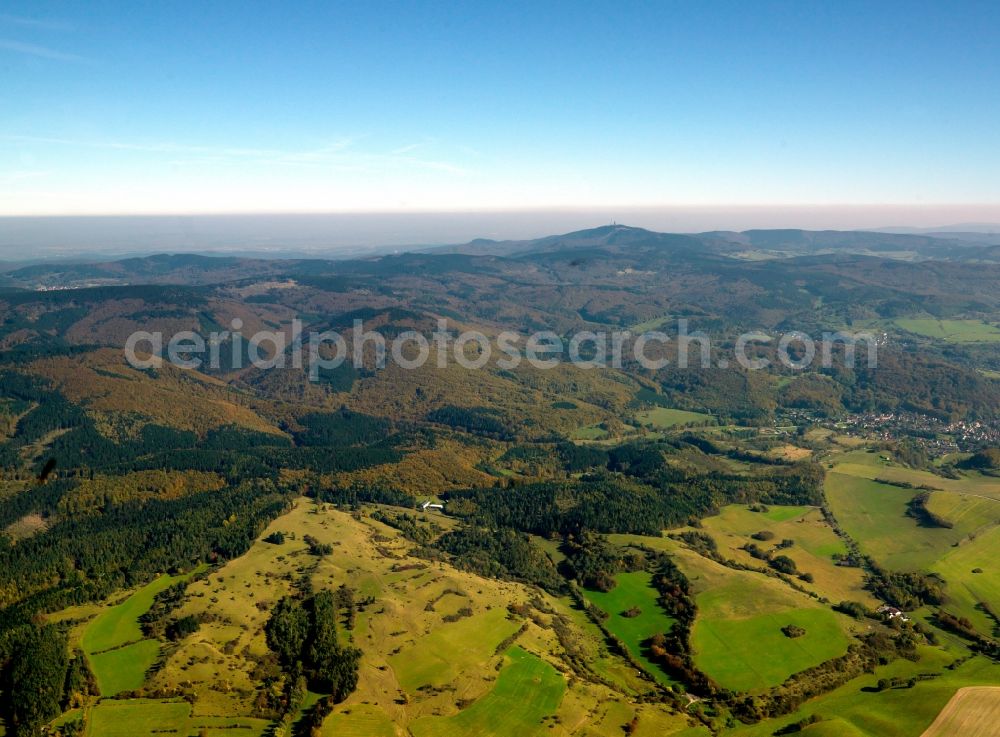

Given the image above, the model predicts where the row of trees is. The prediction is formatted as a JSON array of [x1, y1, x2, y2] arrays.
[[906, 492, 954, 528], [644, 555, 725, 699]]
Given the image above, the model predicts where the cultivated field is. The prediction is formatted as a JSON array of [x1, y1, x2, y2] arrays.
[[919, 687, 1000, 737]]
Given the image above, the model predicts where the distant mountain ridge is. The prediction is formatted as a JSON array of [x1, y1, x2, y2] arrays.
[[436, 224, 996, 260], [3, 225, 1000, 290]]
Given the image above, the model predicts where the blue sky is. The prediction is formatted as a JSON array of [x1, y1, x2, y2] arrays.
[[2, 1, 999, 217]]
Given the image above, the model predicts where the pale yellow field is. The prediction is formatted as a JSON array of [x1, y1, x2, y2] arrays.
[[765, 444, 813, 462], [696, 504, 880, 608], [920, 687, 1000, 737]]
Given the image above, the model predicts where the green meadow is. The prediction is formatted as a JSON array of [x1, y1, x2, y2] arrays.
[[826, 473, 980, 571], [583, 571, 677, 686], [826, 448, 1000, 635], [894, 318, 1000, 343], [656, 541, 853, 692], [89, 700, 192, 737], [630, 314, 672, 333], [81, 574, 184, 654], [389, 607, 520, 693], [931, 524, 1000, 635], [604, 535, 854, 693], [832, 448, 1000, 500], [693, 606, 849, 693], [636, 406, 713, 428], [88, 639, 162, 695], [701, 504, 840, 552], [88, 699, 270, 737], [410, 647, 565, 737], [826, 468, 1000, 572], [571, 423, 609, 440]]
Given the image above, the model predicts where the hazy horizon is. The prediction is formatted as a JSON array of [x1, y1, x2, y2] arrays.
[[2, 205, 1000, 262]]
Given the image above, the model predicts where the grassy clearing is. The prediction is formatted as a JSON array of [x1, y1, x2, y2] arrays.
[[630, 315, 672, 332], [319, 703, 396, 737], [390, 607, 520, 693], [409, 647, 565, 737], [828, 448, 1000, 634], [919, 686, 1000, 737], [89, 640, 161, 696], [694, 607, 849, 693], [890, 468, 1000, 501], [88, 700, 191, 737], [826, 473, 949, 570], [82, 573, 187, 654], [571, 423, 609, 440], [894, 318, 1000, 343], [3, 512, 48, 541], [81, 570, 202, 697], [635, 407, 713, 428], [551, 594, 653, 695], [765, 444, 813, 462], [832, 449, 1000, 500], [925, 493, 1000, 531], [582, 571, 677, 686]]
